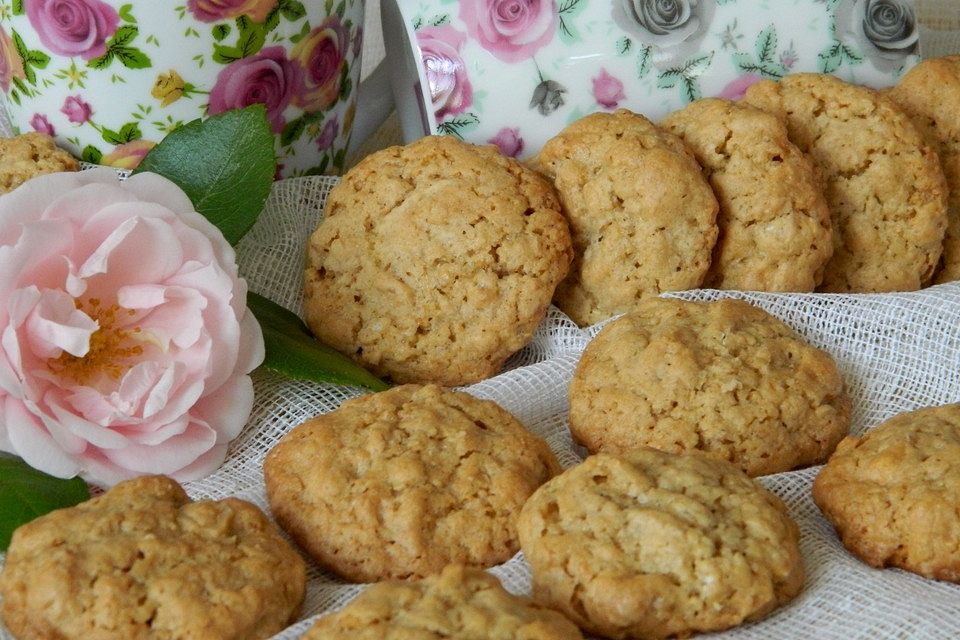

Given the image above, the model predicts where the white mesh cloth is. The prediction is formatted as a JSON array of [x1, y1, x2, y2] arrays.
[[1, 174, 960, 637]]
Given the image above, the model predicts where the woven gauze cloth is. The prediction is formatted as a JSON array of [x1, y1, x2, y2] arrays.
[[3, 175, 959, 639]]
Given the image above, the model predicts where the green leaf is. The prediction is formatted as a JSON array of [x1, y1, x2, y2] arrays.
[[656, 69, 682, 89], [118, 3, 136, 22], [334, 0, 346, 17], [264, 7, 280, 32], [118, 122, 142, 142], [280, 116, 306, 147], [681, 52, 713, 78], [0, 453, 89, 551], [247, 293, 389, 390], [636, 45, 651, 79], [101, 127, 125, 145], [213, 44, 243, 64], [212, 24, 232, 41], [682, 76, 702, 102], [12, 0, 23, 15], [280, 0, 306, 20], [841, 43, 864, 63], [324, 0, 334, 15], [113, 46, 151, 69], [133, 105, 276, 246], [616, 36, 631, 56], [818, 43, 842, 73], [111, 25, 138, 47], [87, 51, 114, 70], [755, 24, 777, 63], [26, 50, 50, 69], [81, 145, 103, 163], [11, 31, 35, 84], [237, 24, 266, 57]]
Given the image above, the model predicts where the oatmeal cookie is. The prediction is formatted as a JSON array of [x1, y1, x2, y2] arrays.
[[887, 56, 960, 284], [264, 384, 561, 582], [529, 110, 718, 326], [0, 133, 79, 194], [663, 98, 833, 291], [0, 475, 305, 640], [813, 403, 960, 583], [569, 297, 850, 476], [517, 449, 805, 639], [303, 564, 583, 639], [303, 135, 572, 385], [743, 73, 948, 292]]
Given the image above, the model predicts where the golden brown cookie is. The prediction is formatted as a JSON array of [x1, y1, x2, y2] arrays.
[[887, 56, 960, 284], [569, 297, 850, 476], [517, 449, 805, 639], [0, 133, 79, 194], [0, 475, 305, 640], [303, 135, 572, 385], [813, 403, 960, 583], [662, 98, 833, 291], [743, 73, 948, 292], [303, 564, 583, 639], [529, 110, 719, 326], [264, 384, 561, 582]]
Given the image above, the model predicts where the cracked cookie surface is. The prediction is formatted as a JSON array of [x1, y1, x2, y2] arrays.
[[887, 56, 960, 284], [0, 133, 78, 194], [0, 475, 305, 640], [663, 98, 833, 291], [529, 110, 718, 327], [303, 564, 583, 639], [569, 298, 850, 476], [517, 449, 805, 639], [303, 135, 572, 385], [263, 384, 561, 582], [813, 403, 960, 583], [743, 73, 948, 293]]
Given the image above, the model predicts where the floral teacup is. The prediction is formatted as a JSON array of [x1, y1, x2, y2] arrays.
[[0, 0, 365, 177], [380, 0, 921, 159]]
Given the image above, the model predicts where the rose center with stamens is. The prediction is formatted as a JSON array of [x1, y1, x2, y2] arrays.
[[48, 298, 144, 385]]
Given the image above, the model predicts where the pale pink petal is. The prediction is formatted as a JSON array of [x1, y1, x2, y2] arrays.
[[0, 172, 92, 245], [5, 398, 82, 478], [137, 287, 207, 351], [236, 309, 265, 375], [66, 385, 131, 426], [78, 213, 183, 285], [121, 414, 190, 446], [1, 220, 74, 295], [170, 441, 229, 482], [0, 326, 25, 395], [193, 373, 254, 443], [122, 172, 196, 216], [116, 284, 167, 310], [45, 395, 129, 449], [26, 289, 97, 358], [102, 419, 217, 475]]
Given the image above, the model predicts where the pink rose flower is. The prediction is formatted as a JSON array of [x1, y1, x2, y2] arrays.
[[717, 73, 762, 101], [416, 25, 473, 119], [0, 25, 25, 93], [0, 169, 264, 486], [290, 17, 349, 112], [61, 94, 92, 124], [101, 139, 156, 170], [316, 116, 338, 151], [208, 46, 301, 133], [488, 127, 524, 157], [187, 0, 276, 23], [460, 0, 556, 63], [592, 68, 625, 110], [26, 0, 119, 60], [30, 113, 54, 135]]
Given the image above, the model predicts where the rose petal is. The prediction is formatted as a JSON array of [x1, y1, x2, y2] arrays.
[[4, 397, 81, 478], [26, 289, 98, 359], [45, 395, 129, 449], [122, 172, 197, 217], [169, 441, 229, 482], [78, 213, 184, 286], [193, 373, 254, 443], [102, 419, 217, 475], [0, 172, 93, 245]]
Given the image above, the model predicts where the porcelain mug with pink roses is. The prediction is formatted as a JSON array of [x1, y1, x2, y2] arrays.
[[0, 0, 365, 177]]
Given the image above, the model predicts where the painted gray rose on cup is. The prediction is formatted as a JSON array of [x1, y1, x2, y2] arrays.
[[612, 0, 715, 67], [835, 0, 918, 72]]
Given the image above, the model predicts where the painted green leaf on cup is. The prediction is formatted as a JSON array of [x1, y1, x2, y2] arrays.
[[133, 105, 276, 246], [0, 453, 89, 551], [248, 293, 389, 391]]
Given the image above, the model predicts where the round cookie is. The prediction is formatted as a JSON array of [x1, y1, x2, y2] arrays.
[[887, 56, 960, 284], [0, 475, 305, 640], [304, 135, 572, 386], [813, 403, 960, 583], [303, 564, 583, 639], [529, 109, 719, 326], [569, 297, 850, 477], [263, 384, 561, 582], [662, 98, 833, 291], [742, 73, 948, 293], [517, 449, 805, 639], [0, 133, 79, 194]]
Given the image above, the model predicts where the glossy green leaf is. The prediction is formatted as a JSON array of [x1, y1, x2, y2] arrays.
[[133, 105, 276, 246], [248, 292, 389, 391], [0, 454, 89, 551]]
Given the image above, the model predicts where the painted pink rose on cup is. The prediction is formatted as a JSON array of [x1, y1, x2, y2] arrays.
[[417, 25, 472, 119], [592, 68, 625, 109], [60, 95, 92, 124], [0, 25, 25, 93], [0, 169, 264, 486], [30, 113, 54, 135], [102, 139, 156, 169], [25, 0, 119, 60], [208, 46, 301, 133], [488, 127, 524, 157], [187, 0, 276, 23], [717, 73, 762, 100], [460, 0, 556, 63], [316, 116, 338, 151], [290, 17, 349, 112]]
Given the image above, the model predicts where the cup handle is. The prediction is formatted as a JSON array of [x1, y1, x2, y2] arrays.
[[348, 60, 395, 155]]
